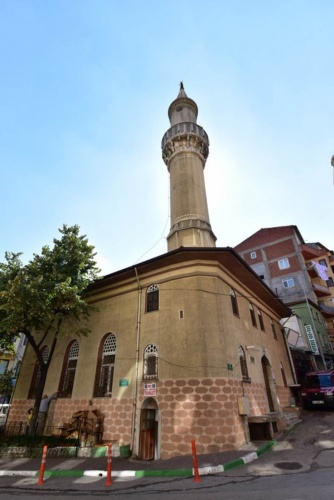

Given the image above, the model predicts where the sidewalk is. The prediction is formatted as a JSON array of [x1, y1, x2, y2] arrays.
[[0, 440, 273, 479]]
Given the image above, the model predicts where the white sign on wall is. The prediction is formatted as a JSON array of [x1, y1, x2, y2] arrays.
[[305, 324, 319, 354], [144, 383, 157, 396]]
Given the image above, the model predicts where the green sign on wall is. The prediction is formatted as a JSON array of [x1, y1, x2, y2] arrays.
[[119, 378, 129, 387], [227, 363, 233, 371]]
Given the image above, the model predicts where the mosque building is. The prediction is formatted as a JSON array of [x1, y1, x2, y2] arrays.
[[10, 85, 295, 459]]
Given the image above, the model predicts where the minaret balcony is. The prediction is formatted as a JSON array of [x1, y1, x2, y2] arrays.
[[162, 122, 209, 166], [161, 122, 209, 149]]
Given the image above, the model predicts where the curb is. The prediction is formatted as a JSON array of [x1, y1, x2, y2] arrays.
[[0, 440, 276, 479]]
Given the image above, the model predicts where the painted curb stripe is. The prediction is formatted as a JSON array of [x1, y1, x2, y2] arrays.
[[44, 470, 84, 477], [243, 451, 258, 464], [83, 470, 137, 477], [256, 440, 276, 457], [198, 465, 224, 475], [223, 458, 245, 471], [0, 440, 277, 479], [134, 469, 192, 477], [0, 470, 37, 477]]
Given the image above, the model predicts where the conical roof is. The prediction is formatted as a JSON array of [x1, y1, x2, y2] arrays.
[[177, 82, 187, 98], [168, 83, 198, 125]]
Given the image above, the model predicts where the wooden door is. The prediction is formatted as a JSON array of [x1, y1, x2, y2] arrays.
[[262, 357, 274, 412], [139, 409, 156, 460]]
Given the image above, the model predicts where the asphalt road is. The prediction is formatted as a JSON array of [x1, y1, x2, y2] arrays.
[[1, 410, 334, 499]]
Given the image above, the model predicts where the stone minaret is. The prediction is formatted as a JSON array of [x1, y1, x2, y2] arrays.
[[161, 84, 216, 251]]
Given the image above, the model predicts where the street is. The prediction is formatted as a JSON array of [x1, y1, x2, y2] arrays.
[[1, 410, 334, 499]]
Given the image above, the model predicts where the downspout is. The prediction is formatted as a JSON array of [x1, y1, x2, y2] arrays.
[[131, 267, 142, 453], [282, 327, 298, 384], [302, 287, 326, 369]]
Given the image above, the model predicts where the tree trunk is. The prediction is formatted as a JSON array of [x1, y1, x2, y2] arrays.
[[28, 365, 48, 436]]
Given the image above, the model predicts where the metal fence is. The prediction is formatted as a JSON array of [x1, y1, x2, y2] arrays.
[[1, 422, 67, 437], [1, 419, 102, 444], [1, 421, 26, 436], [0, 422, 81, 458]]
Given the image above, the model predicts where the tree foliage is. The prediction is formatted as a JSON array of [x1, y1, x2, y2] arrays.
[[0, 225, 100, 432], [0, 370, 14, 402]]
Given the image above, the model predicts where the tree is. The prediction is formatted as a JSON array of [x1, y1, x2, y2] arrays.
[[0, 225, 100, 433], [0, 329, 16, 404], [0, 369, 15, 403]]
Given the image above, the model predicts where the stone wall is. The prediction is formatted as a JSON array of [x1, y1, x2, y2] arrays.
[[8, 376, 289, 460], [148, 377, 245, 459]]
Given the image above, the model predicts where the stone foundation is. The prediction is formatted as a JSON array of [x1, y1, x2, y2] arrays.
[[8, 377, 291, 459]]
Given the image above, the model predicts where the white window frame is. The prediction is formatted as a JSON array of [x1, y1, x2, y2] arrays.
[[278, 258, 290, 270], [282, 277, 295, 288]]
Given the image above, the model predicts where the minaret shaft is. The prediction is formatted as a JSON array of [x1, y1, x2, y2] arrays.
[[161, 86, 216, 251]]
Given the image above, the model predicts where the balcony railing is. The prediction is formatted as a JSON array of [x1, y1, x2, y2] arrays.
[[161, 122, 209, 149], [320, 303, 334, 317], [312, 283, 331, 297]]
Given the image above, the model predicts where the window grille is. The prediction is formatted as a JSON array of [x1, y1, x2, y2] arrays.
[[258, 310, 265, 331], [94, 334, 116, 397], [239, 346, 250, 382], [249, 304, 257, 327], [60, 341, 79, 398], [280, 362, 287, 386], [143, 344, 158, 380], [28, 345, 50, 399], [147, 284, 159, 312], [271, 320, 278, 340], [230, 289, 239, 316]]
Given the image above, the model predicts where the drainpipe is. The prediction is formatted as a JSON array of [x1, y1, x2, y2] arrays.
[[302, 286, 326, 369], [280, 316, 299, 384], [131, 267, 142, 453], [282, 327, 298, 384]]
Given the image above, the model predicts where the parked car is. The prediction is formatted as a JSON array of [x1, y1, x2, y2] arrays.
[[301, 370, 334, 409], [0, 404, 10, 429]]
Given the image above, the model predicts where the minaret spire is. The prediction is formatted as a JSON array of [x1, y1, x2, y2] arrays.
[[161, 86, 216, 251], [178, 81, 187, 97]]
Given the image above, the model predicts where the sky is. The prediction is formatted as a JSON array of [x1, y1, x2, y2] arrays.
[[1, 1, 333, 275]]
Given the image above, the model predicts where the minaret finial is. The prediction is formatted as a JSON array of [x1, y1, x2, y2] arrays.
[[177, 81, 187, 98]]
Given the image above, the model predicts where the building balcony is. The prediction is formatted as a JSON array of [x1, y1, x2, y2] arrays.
[[320, 303, 334, 317], [301, 244, 321, 260], [307, 266, 318, 278], [313, 283, 331, 297]]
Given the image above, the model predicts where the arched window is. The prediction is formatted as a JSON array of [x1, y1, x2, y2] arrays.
[[230, 289, 239, 316], [271, 319, 278, 340], [239, 346, 250, 382], [94, 333, 116, 397], [258, 309, 265, 331], [28, 345, 50, 399], [249, 303, 257, 327], [58, 340, 79, 398], [146, 284, 159, 312], [280, 362, 287, 386], [143, 344, 158, 380]]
